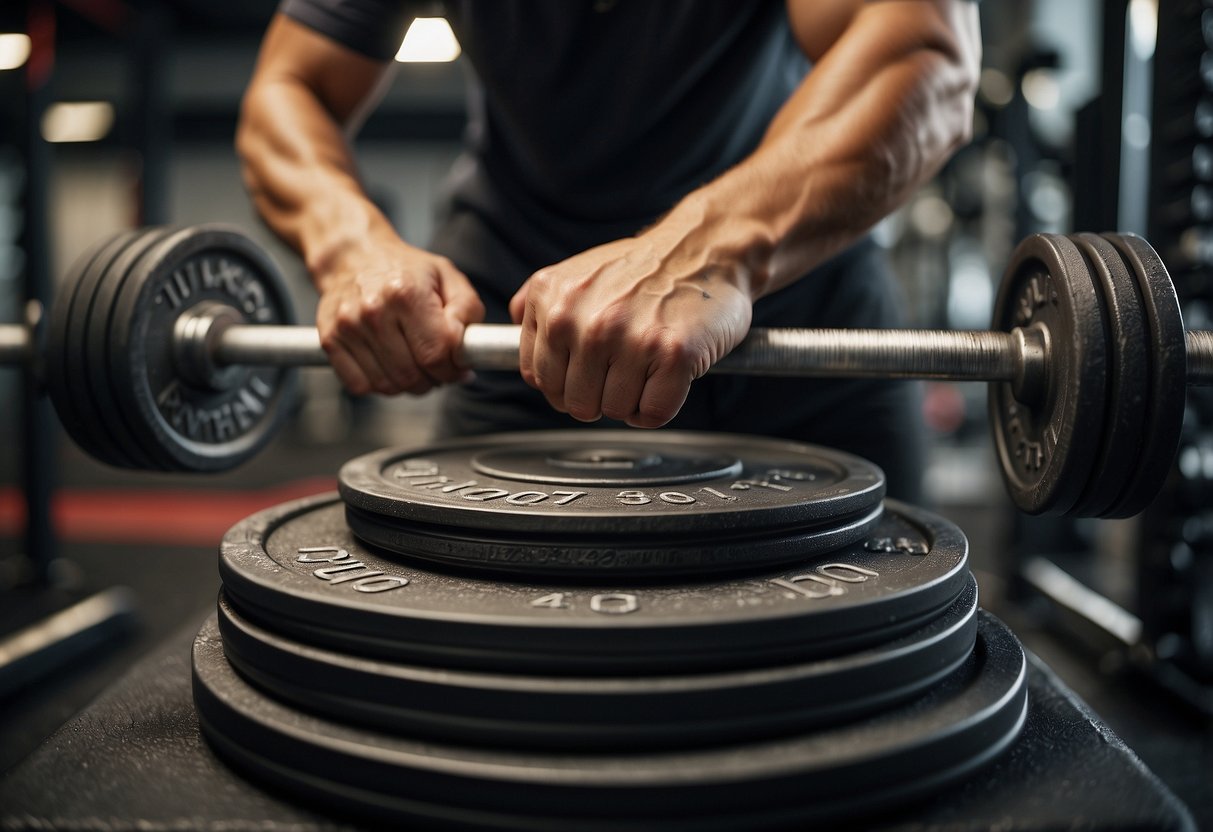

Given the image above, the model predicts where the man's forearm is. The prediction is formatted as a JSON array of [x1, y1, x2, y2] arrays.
[[650, 0, 980, 301], [237, 81, 399, 290], [236, 15, 402, 291]]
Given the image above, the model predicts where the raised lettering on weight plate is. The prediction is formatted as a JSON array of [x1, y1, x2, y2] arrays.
[[1004, 401, 1044, 473], [1015, 274, 1051, 326], [296, 546, 408, 593], [392, 463, 588, 508], [157, 375, 274, 443], [865, 537, 929, 555], [159, 256, 274, 323], [771, 561, 883, 599], [817, 563, 879, 582], [771, 574, 844, 599]]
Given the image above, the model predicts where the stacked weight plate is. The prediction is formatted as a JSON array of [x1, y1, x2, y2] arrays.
[[192, 431, 1029, 830]]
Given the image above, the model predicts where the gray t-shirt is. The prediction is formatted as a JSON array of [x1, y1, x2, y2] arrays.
[[280, 0, 808, 302]]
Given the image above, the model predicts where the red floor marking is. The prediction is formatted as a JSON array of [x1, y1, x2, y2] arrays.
[[0, 478, 337, 546]]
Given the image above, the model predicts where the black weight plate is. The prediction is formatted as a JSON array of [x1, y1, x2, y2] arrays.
[[82, 227, 179, 470], [218, 493, 969, 674], [1068, 233, 1149, 517], [339, 431, 885, 576], [1101, 234, 1188, 518], [344, 501, 884, 579], [989, 234, 1107, 514], [45, 230, 141, 467], [192, 610, 1026, 831], [216, 575, 978, 751], [107, 225, 298, 472]]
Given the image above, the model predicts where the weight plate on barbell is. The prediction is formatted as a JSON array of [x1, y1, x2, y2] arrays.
[[46, 230, 143, 468], [87, 227, 182, 470], [106, 225, 298, 472], [1101, 234, 1187, 518], [68, 228, 176, 469], [219, 493, 969, 674], [989, 234, 1107, 515], [338, 431, 886, 576], [216, 575, 977, 751], [193, 610, 1025, 830], [1068, 233, 1149, 518]]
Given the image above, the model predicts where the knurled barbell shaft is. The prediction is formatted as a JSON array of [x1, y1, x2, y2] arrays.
[[211, 319, 1048, 401], [208, 321, 1213, 388], [211, 323, 1033, 379], [1186, 330, 1213, 384], [6, 318, 1213, 385]]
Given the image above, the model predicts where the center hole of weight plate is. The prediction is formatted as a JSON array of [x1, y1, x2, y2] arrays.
[[545, 448, 661, 470], [470, 444, 744, 486]]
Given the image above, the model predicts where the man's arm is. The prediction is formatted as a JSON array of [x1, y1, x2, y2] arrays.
[[509, 0, 980, 428], [237, 13, 483, 396]]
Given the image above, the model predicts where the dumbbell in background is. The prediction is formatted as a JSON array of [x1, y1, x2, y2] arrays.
[[0, 224, 1210, 518]]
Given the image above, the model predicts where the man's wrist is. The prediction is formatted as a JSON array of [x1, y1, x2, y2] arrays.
[[649, 188, 775, 302], [303, 207, 403, 291]]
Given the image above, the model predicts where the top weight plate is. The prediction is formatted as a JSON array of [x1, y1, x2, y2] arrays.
[[339, 431, 886, 577], [218, 493, 968, 674]]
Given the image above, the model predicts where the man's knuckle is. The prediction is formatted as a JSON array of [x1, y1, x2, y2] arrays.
[[532, 268, 557, 288], [334, 312, 362, 337], [545, 309, 575, 340], [386, 281, 422, 308], [414, 340, 448, 371], [360, 303, 385, 328]]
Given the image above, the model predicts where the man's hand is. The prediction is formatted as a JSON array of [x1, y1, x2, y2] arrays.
[[237, 15, 488, 397], [315, 235, 485, 396], [509, 224, 753, 428]]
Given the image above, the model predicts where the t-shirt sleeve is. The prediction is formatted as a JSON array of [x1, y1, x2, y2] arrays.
[[278, 0, 409, 61]]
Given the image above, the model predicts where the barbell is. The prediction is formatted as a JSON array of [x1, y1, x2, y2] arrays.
[[0, 224, 1208, 518]]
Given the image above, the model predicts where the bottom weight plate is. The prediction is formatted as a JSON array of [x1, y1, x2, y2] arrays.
[[216, 575, 978, 750], [219, 494, 971, 674], [193, 611, 1027, 831]]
